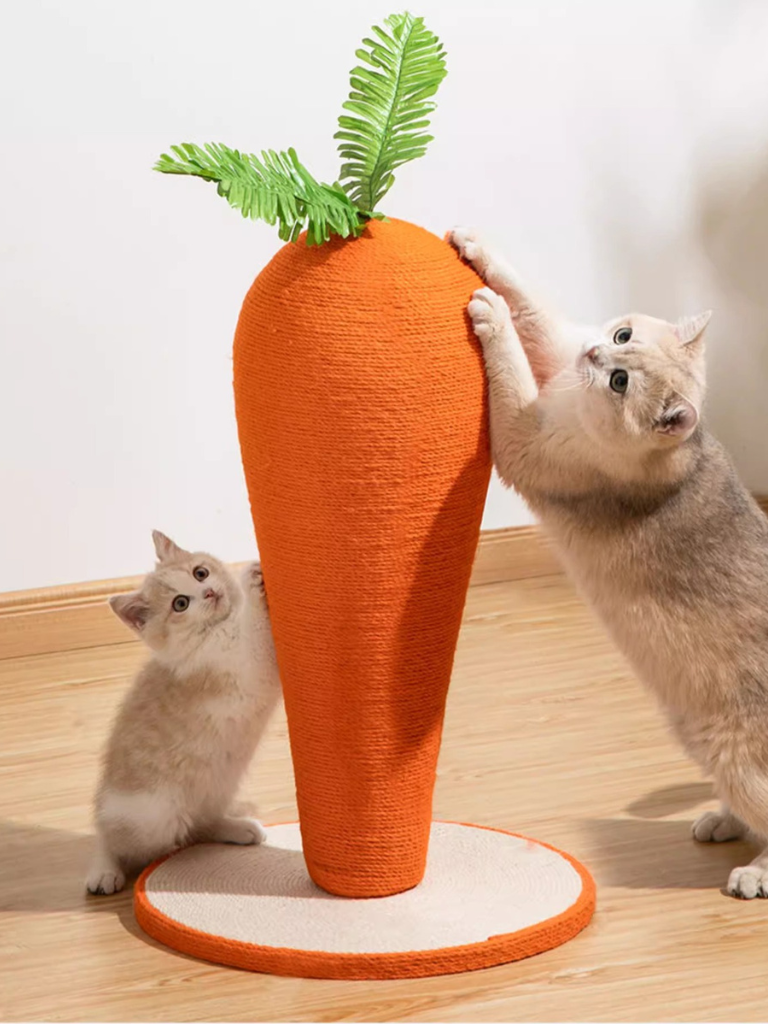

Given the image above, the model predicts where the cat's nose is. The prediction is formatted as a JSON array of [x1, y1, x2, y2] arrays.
[[203, 588, 218, 601], [585, 345, 602, 364]]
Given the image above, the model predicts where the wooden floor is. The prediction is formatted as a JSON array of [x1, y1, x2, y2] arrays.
[[2, 573, 768, 1023]]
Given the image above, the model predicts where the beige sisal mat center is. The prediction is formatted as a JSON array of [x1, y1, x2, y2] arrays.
[[135, 822, 595, 980]]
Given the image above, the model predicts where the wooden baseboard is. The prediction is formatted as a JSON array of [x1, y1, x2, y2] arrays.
[[6, 495, 767, 663], [469, 525, 559, 586], [0, 526, 559, 663]]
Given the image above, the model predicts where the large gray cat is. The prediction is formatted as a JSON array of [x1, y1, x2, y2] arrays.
[[451, 226, 768, 899]]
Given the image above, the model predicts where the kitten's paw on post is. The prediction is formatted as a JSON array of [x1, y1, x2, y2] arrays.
[[242, 562, 267, 601], [727, 864, 768, 899], [210, 815, 268, 846], [467, 287, 513, 347], [692, 809, 746, 843]]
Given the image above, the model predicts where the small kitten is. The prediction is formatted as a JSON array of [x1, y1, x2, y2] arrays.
[[451, 226, 768, 899], [86, 531, 281, 895]]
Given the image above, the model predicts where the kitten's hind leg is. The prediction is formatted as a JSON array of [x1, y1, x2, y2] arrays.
[[206, 815, 268, 846], [88, 788, 184, 894], [85, 836, 126, 896], [692, 805, 746, 843]]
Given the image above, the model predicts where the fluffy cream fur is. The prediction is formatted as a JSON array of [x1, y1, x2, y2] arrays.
[[452, 226, 768, 899], [86, 532, 281, 895]]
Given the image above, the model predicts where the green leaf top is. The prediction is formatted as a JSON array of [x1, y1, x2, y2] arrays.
[[335, 12, 447, 212], [154, 13, 447, 245], [154, 144, 365, 245]]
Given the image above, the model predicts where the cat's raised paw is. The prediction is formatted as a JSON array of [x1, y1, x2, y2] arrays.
[[86, 866, 126, 896], [727, 864, 768, 899], [467, 287, 511, 346], [211, 816, 268, 846], [449, 226, 484, 267], [243, 562, 267, 600], [692, 809, 745, 843]]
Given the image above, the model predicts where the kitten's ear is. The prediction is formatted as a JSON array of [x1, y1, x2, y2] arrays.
[[674, 310, 711, 350], [109, 592, 150, 633], [152, 530, 184, 563], [657, 397, 699, 440]]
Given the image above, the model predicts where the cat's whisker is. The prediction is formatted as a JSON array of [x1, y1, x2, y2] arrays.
[[545, 379, 588, 395]]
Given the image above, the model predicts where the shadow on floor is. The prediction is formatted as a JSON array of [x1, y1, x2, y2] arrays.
[[626, 781, 715, 819], [0, 817, 239, 968], [142, 842, 339, 901], [0, 817, 154, 950], [0, 818, 112, 912], [0, 817, 334, 911], [580, 816, 755, 891], [3, 806, 754, 919]]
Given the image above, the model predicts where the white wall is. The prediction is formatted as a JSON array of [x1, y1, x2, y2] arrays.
[[3, 0, 768, 592]]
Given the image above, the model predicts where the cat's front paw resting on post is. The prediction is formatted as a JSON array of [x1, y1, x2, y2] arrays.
[[467, 287, 513, 348], [242, 561, 268, 603], [449, 226, 486, 271]]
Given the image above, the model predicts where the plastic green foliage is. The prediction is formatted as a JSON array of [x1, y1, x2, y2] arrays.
[[154, 144, 364, 245], [335, 13, 447, 212], [154, 13, 446, 244]]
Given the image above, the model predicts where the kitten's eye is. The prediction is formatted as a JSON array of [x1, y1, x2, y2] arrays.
[[609, 369, 629, 393], [172, 595, 190, 612], [193, 566, 209, 582], [613, 327, 632, 345]]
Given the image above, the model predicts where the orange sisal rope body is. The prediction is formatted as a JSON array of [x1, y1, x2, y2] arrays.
[[233, 218, 490, 897]]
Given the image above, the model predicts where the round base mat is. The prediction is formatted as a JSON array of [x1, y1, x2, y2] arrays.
[[135, 822, 595, 980]]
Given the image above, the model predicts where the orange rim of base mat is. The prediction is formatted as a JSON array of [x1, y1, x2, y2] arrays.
[[134, 822, 596, 981]]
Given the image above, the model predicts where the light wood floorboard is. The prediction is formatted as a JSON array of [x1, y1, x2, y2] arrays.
[[2, 575, 766, 1022]]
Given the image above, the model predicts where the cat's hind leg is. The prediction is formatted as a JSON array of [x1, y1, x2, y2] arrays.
[[86, 789, 187, 894], [713, 770, 768, 897], [692, 805, 747, 843], [204, 815, 268, 845], [85, 835, 126, 895], [727, 846, 768, 899]]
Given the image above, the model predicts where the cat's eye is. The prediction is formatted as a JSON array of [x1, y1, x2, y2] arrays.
[[172, 595, 190, 612], [193, 566, 209, 582], [609, 369, 629, 393], [613, 327, 632, 345]]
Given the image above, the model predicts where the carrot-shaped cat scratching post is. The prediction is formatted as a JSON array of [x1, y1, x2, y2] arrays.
[[233, 215, 489, 897], [135, 12, 595, 979]]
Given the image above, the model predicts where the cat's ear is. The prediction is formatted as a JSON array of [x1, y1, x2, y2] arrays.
[[674, 311, 711, 350], [109, 592, 151, 633], [657, 397, 699, 440], [152, 530, 185, 563]]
